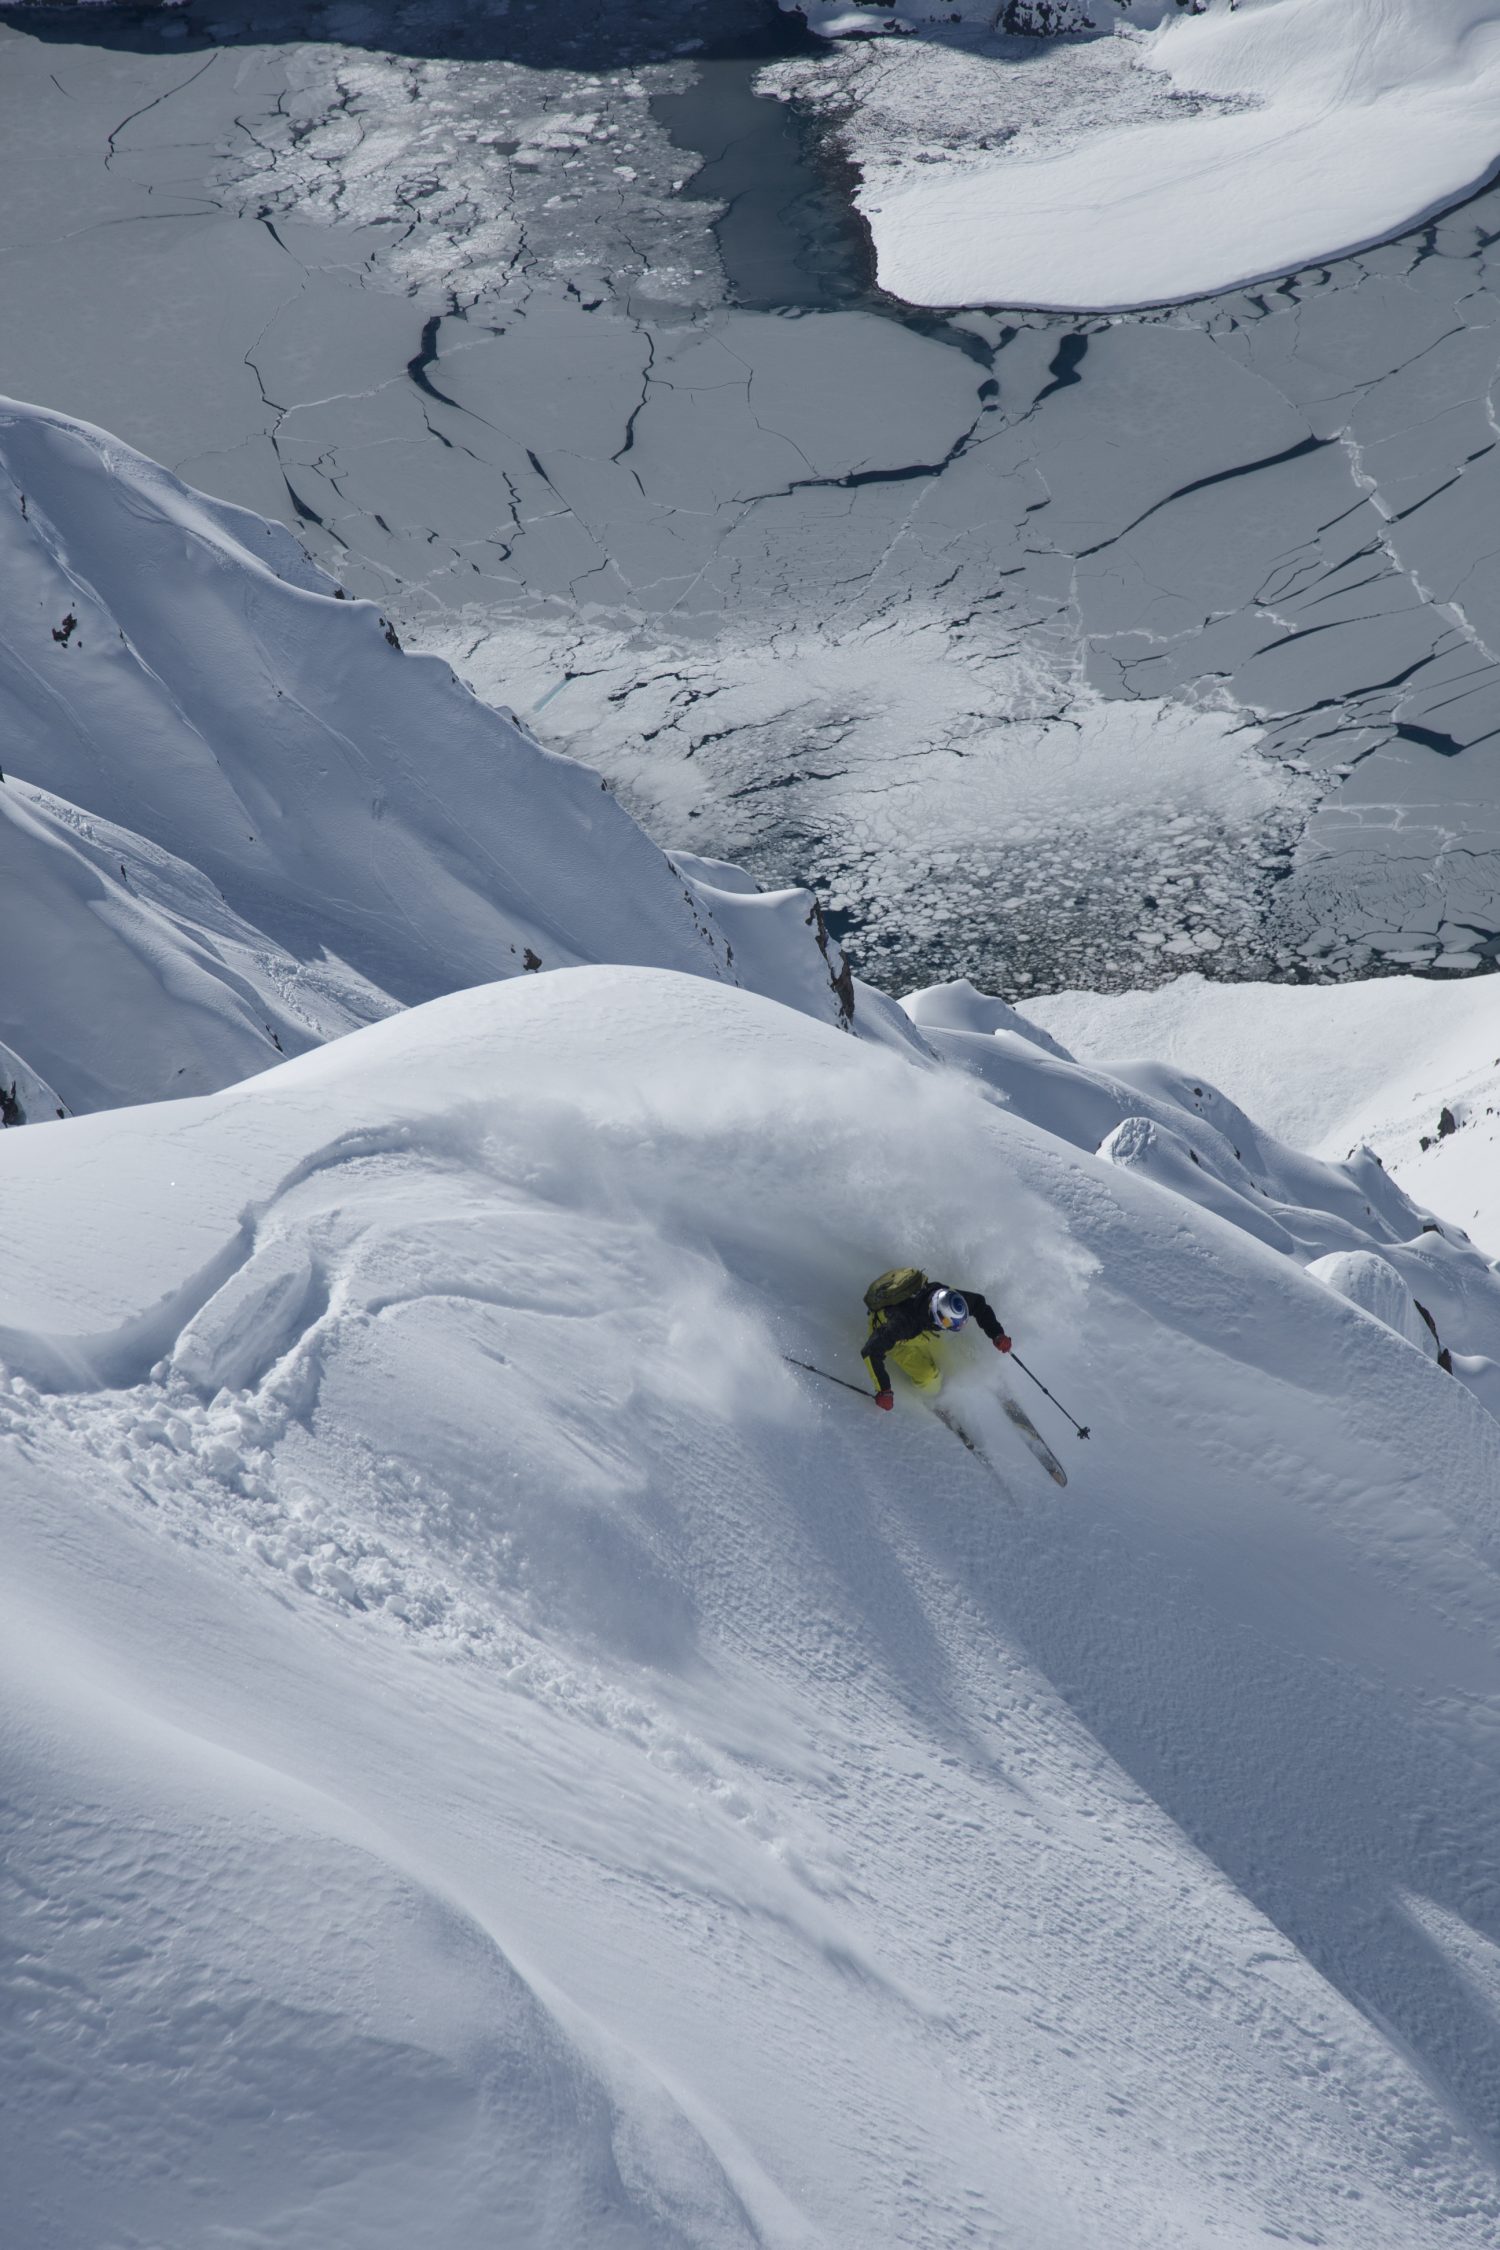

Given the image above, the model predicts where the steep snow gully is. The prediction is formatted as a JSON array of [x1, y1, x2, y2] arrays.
[[4, 402, 1500, 2246]]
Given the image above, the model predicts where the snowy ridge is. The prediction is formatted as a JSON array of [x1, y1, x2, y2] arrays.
[[6, 965, 1500, 2246], [1025, 970, 1500, 1257], [0, 397, 855, 1111], [907, 975, 1500, 1409]]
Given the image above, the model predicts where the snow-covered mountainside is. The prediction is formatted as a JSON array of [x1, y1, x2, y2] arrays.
[[6, 965, 1500, 2249], [0, 398, 855, 1112], [776, 0, 1500, 308], [5, 351, 1500, 2243], [1025, 969, 1500, 1257], [904, 973, 1500, 1418]]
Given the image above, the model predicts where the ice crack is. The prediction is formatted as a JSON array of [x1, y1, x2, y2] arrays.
[[104, 54, 217, 169]]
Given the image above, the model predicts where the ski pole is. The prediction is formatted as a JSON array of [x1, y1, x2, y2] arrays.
[[1008, 1351, 1090, 1440], [782, 1354, 877, 1402]]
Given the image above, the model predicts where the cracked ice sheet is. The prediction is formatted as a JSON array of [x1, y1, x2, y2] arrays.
[[770, 0, 1500, 312], [452, 612, 1309, 997], [413, 256, 1500, 983], [7, 7, 1500, 994], [0, 7, 717, 522], [0, 29, 427, 531], [202, 16, 1500, 984]]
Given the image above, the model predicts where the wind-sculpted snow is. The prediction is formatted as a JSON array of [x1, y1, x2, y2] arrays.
[[0, 397, 854, 1111], [2, 1605, 720, 2250], [5, 967, 1500, 2245], [1308, 1248, 1443, 1363], [1025, 969, 1500, 1254], [905, 973, 1500, 1400]]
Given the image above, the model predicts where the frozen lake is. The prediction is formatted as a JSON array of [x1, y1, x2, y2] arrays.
[[4, 0, 1500, 993]]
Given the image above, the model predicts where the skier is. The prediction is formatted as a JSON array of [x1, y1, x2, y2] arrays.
[[861, 1267, 1011, 1411]]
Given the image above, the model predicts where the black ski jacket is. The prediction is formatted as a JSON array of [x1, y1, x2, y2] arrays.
[[862, 1284, 1005, 1394]]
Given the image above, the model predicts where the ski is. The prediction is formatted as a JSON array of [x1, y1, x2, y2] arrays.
[[931, 1404, 1009, 1491], [935, 1401, 1063, 1493], [999, 1393, 1068, 1488], [784, 1354, 1065, 1489]]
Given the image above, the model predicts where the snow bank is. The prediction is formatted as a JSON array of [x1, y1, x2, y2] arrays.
[[783, 0, 1500, 310], [908, 973, 1434, 1251], [893, 972, 1071, 1057], [1308, 1247, 1442, 1360], [5, 965, 1500, 2245], [0, 399, 854, 1111], [1023, 970, 1500, 1252], [909, 968, 1500, 1396]]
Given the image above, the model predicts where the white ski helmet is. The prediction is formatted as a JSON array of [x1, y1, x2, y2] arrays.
[[930, 1287, 969, 1332]]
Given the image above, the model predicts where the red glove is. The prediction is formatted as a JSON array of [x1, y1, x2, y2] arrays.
[[995, 1333, 1013, 1354], [875, 1389, 894, 1412]]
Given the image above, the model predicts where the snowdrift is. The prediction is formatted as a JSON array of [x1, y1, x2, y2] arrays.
[[0, 399, 854, 1111], [5, 966, 1500, 2247], [905, 975, 1500, 1408], [789, 0, 1500, 310], [1025, 970, 1500, 1259]]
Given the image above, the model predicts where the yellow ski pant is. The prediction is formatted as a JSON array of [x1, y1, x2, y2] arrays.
[[866, 1321, 944, 1393]]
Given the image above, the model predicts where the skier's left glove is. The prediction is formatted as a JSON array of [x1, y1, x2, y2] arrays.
[[994, 1333, 1013, 1354]]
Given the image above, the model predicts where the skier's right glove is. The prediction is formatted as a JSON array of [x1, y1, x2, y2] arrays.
[[995, 1333, 1013, 1354], [875, 1389, 894, 1411]]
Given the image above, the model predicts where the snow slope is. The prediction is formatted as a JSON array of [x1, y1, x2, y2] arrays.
[[779, 0, 1500, 309], [1024, 971, 1500, 1254], [6, 965, 1500, 2246], [0, 398, 855, 1112], [905, 974, 1500, 1414]]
